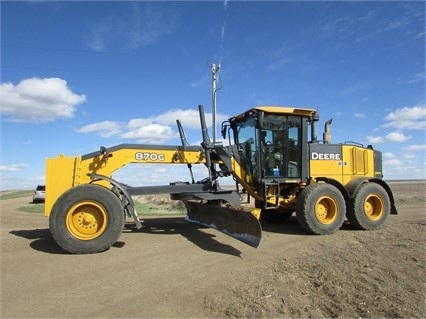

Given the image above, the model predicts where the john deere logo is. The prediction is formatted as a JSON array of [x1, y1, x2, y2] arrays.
[[311, 152, 341, 160]]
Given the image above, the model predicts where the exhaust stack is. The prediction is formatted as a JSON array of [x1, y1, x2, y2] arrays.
[[323, 119, 332, 144]]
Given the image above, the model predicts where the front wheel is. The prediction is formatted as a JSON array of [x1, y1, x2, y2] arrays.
[[296, 183, 346, 235], [347, 182, 390, 230], [49, 184, 125, 254]]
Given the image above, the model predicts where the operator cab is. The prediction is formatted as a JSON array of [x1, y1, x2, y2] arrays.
[[223, 106, 318, 183]]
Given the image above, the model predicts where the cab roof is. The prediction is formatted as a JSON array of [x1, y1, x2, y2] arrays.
[[230, 106, 317, 121]]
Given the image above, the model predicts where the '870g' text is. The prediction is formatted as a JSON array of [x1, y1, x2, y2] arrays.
[[135, 152, 165, 161]]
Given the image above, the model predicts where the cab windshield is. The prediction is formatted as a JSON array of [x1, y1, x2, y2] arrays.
[[234, 113, 302, 179]]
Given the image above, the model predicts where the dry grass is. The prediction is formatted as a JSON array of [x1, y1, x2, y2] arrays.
[[133, 194, 186, 216]]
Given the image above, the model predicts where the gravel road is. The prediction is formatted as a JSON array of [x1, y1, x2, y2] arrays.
[[1, 181, 425, 318]]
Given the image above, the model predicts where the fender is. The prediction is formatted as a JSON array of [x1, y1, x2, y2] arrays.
[[88, 173, 142, 228], [314, 177, 350, 204]]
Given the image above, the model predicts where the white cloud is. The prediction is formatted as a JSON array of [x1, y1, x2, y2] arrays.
[[384, 158, 403, 167], [403, 153, 415, 159], [127, 118, 152, 129], [77, 108, 228, 143], [367, 136, 385, 143], [355, 9, 417, 43], [383, 152, 396, 159], [0, 78, 86, 123], [383, 104, 426, 130], [406, 72, 425, 84], [77, 121, 122, 138], [353, 112, 366, 118], [121, 123, 176, 143], [85, 22, 112, 51], [85, 3, 176, 51], [153, 109, 202, 128], [152, 108, 228, 130], [341, 82, 374, 95], [386, 131, 412, 142], [0, 163, 29, 172], [402, 144, 426, 151], [367, 104, 425, 144], [125, 3, 176, 49], [113, 163, 210, 187], [367, 131, 412, 143]]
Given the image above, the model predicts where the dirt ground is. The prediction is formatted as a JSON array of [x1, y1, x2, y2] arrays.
[[1, 181, 425, 318]]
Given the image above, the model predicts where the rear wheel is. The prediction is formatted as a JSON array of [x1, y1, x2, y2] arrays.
[[347, 182, 390, 230], [296, 183, 346, 235], [49, 184, 125, 254]]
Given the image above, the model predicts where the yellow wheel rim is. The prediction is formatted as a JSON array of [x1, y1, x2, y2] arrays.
[[66, 201, 108, 240], [315, 196, 338, 224], [364, 194, 384, 221]]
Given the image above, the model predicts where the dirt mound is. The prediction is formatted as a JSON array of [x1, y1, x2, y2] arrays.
[[206, 215, 425, 318]]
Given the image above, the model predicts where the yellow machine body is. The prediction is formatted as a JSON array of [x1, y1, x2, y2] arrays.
[[45, 105, 396, 254], [45, 145, 205, 216], [309, 144, 377, 185]]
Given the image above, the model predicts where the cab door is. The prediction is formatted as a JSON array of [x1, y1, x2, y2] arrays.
[[259, 115, 303, 179]]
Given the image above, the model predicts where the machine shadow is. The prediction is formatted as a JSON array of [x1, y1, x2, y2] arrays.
[[10, 228, 126, 255], [125, 217, 243, 257], [9, 217, 357, 255], [260, 216, 306, 235], [260, 215, 357, 235], [9, 218, 242, 256], [9, 229, 68, 254]]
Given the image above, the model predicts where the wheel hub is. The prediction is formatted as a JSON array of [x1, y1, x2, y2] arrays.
[[315, 196, 337, 224], [364, 195, 383, 221], [66, 202, 108, 240]]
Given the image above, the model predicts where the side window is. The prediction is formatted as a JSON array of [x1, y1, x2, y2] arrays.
[[289, 127, 299, 146], [287, 117, 301, 177], [235, 117, 257, 175], [288, 116, 301, 148]]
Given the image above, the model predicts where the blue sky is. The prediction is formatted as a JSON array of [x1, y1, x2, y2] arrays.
[[1, 0, 425, 190]]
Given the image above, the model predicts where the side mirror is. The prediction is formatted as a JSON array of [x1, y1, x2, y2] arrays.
[[221, 123, 228, 139]]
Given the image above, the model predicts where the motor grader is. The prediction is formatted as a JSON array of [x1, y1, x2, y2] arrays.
[[45, 105, 397, 253]]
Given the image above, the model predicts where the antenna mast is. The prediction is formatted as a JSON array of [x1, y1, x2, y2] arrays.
[[211, 63, 220, 143]]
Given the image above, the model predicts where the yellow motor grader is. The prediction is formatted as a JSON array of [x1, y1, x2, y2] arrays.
[[45, 105, 397, 253]]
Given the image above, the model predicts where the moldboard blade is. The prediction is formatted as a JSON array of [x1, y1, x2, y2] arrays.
[[184, 200, 262, 248]]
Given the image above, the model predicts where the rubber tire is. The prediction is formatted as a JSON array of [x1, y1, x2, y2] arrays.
[[347, 182, 390, 230], [296, 183, 346, 235], [49, 184, 125, 254]]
